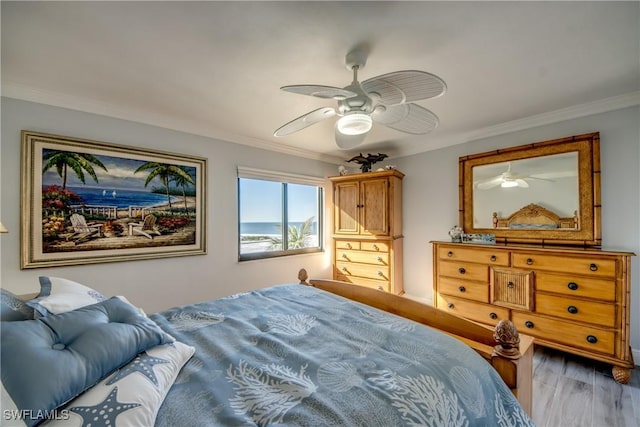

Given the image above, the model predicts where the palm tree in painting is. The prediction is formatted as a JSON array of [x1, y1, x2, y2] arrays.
[[42, 150, 108, 189], [171, 167, 196, 215], [134, 162, 193, 213]]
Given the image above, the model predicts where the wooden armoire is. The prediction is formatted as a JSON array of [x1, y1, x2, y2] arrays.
[[329, 170, 404, 294]]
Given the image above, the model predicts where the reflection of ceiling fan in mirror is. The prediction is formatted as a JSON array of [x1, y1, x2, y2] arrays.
[[274, 49, 446, 149], [475, 162, 554, 189]]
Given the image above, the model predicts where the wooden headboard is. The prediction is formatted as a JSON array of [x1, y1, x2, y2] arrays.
[[492, 203, 578, 229]]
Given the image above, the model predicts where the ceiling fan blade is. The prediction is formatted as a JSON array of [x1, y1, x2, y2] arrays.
[[362, 71, 446, 105], [371, 103, 439, 134], [281, 85, 358, 100], [274, 107, 336, 137], [335, 125, 366, 149]]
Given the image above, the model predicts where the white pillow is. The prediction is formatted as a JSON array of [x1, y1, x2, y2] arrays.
[[26, 277, 105, 316], [41, 341, 195, 427]]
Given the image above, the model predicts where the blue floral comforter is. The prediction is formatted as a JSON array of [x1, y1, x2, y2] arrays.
[[150, 284, 534, 426]]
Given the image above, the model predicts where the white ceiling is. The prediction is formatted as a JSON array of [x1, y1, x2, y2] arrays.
[[2, 1, 639, 163]]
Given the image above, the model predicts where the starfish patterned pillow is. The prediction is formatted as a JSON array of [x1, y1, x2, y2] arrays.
[[42, 341, 195, 427]]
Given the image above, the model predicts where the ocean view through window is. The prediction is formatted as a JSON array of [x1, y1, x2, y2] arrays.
[[238, 168, 324, 261]]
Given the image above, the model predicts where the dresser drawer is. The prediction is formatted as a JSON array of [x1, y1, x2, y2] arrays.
[[336, 261, 389, 281], [512, 253, 616, 278], [438, 260, 488, 282], [436, 294, 509, 326], [335, 273, 390, 292], [361, 241, 389, 252], [512, 311, 615, 356], [438, 246, 509, 266], [535, 293, 616, 327], [335, 240, 360, 250], [536, 272, 616, 302], [336, 249, 388, 265], [438, 276, 489, 303]]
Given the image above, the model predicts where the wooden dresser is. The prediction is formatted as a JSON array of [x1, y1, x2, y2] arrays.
[[330, 170, 404, 294], [432, 241, 635, 383]]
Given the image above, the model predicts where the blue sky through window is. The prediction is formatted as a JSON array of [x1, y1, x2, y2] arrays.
[[239, 179, 318, 223]]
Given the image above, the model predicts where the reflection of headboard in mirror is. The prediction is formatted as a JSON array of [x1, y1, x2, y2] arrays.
[[459, 132, 601, 246], [492, 203, 578, 229]]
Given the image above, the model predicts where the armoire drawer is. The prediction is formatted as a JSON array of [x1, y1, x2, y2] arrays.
[[336, 249, 388, 266], [335, 240, 361, 250], [438, 246, 509, 266], [361, 241, 390, 252], [512, 253, 616, 278], [512, 312, 615, 356], [336, 261, 389, 281], [438, 276, 489, 303], [438, 260, 488, 282], [436, 294, 509, 326], [335, 273, 390, 292], [535, 272, 616, 301], [535, 293, 616, 327]]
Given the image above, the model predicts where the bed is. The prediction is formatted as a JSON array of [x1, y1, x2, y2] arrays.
[[1, 272, 534, 426], [492, 203, 578, 229]]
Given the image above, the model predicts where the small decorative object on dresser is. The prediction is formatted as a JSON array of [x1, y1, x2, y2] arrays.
[[330, 169, 404, 294], [432, 241, 635, 383], [448, 225, 463, 242]]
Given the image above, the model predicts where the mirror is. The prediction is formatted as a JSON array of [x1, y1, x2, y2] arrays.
[[459, 133, 601, 246]]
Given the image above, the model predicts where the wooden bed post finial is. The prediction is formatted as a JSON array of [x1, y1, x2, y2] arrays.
[[298, 268, 309, 285], [493, 319, 521, 359]]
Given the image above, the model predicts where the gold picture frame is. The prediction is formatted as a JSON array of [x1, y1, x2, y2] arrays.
[[21, 131, 207, 268]]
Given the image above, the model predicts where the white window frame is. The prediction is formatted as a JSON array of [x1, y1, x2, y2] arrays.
[[237, 167, 326, 261]]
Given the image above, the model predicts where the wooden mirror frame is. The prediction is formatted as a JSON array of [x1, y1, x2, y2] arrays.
[[459, 132, 601, 246]]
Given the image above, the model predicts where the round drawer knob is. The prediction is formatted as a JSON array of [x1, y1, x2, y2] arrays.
[[490, 255, 497, 262], [341, 253, 348, 259], [377, 271, 383, 277], [586, 335, 598, 344], [489, 312, 498, 320], [373, 244, 379, 251], [567, 305, 579, 314], [377, 286, 384, 291], [346, 243, 352, 249], [589, 263, 598, 272], [448, 303, 455, 309], [377, 256, 383, 262], [526, 258, 533, 265], [567, 282, 579, 291], [341, 267, 348, 272], [525, 321, 534, 329], [507, 281, 515, 289], [458, 267, 466, 274], [458, 286, 466, 293], [447, 251, 453, 257]]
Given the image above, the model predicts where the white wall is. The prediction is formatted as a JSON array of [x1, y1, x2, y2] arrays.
[[395, 106, 640, 353], [0, 97, 337, 312]]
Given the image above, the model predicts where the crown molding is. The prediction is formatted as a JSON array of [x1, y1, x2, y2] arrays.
[[1, 82, 344, 164]]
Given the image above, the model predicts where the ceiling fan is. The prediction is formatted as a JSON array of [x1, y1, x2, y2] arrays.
[[273, 50, 447, 149], [475, 163, 554, 190]]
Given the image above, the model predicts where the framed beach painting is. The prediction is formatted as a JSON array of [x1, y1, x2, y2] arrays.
[[21, 131, 207, 268]]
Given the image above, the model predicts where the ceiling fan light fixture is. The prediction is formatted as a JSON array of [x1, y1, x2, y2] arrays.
[[337, 113, 372, 135], [501, 180, 518, 188]]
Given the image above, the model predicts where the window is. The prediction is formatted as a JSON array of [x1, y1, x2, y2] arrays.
[[238, 167, 324, 261]]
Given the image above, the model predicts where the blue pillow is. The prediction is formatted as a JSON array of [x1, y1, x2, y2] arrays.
[[1, 297, 172, 427], [0, 288, 33, 321]]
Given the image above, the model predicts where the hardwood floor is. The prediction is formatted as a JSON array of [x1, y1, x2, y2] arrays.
[[532, 346, 640, 427]]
